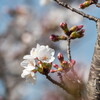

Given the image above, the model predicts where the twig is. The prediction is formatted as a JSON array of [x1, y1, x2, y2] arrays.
[[96, 3, 100, 8], [57, 72, 64, 85], [66, 38, 71, 62], [45, 74, 69, 93], [54, 0, 98, 22]]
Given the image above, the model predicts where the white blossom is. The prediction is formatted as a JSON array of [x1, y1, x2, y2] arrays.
[[31, 44, 55, 63], [21, 44, 55, 82], [21, 59, 36, 83], [23, 44, 55, 63]]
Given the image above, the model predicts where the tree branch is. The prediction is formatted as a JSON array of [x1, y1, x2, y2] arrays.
[[45, 74, 68, 92], [54, 0, 98, 22], [87, 19, 100, 100], [66, 38, 71, 61], [96, 3, 100, 8]]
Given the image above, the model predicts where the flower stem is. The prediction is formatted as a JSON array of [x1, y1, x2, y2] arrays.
[[67, 38, 71, 62]]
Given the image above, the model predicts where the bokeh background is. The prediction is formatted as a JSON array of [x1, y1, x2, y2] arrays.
[[0, 0, 100, 100]]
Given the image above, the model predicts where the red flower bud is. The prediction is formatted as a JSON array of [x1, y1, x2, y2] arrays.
[[60, 22, 69, 35], [79, 1, 92, 9], [57, 53, 64, 62], [50, 69, 57, 73], [77, 25, 84, 31], [70, 60, 76, 67], [77, 29, 85, 38], [69, 25, 83, 32], [53, 64, 59, 69], [49, 34, 59, 42], [62, 61, 69, 68]]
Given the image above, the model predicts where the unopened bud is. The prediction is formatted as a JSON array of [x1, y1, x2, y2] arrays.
[[79, 1, 92, 9], [70, 29, 85, 39], [70, 60, 76, 67], [62, 61, 69, 68], [53, 64, 59, 69], [58, 35, 67, 40], [60, 22, 69, 35], [57, 68, 63, 71], [77, 29, 85, 38], [69, 25, 83, 32], [50, 69, 57, 73], [49, 34, 59, 42], [70, 31, 78, 39], [57, 53, 64, 62]]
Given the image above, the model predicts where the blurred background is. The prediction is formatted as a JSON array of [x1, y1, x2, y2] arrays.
[[0, 0, 100, 100]]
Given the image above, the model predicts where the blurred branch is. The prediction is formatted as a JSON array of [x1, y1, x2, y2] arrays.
[[45, 74, 68, 92], [54, 0, 98, 22], [96, 3, 100, 8]]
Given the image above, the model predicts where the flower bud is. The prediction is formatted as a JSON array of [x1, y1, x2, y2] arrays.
[[57, 68, 63, 71], [57, 53, 64, 62], [79, 1, 92, 9], [60, 22, 69, 35], [70, 31, 78, 39], [50, 69, 57, 73], [53, 64, 59, 69], [49, 34, 59, 42], [70, 29, 85, 39], [69, 25, 83, 32], [77, 29, 85, 38], [62, 61, 69, 68], [58, 35, 67, 40], [69, 60, 76, 67]]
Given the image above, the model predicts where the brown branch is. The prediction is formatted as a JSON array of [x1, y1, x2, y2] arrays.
[[54, 0, 98, 22], [96, 3, 100, 8], [87, 19, 100, 100], [66, 38, 71, 61], [45, 74, 70, 93]]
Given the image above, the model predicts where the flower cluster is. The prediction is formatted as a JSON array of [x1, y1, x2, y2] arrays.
[[79, 0, 98, 9], [21, 44, 55, 83], [50, 22, 85, 41], [50, 53, 76, 73]]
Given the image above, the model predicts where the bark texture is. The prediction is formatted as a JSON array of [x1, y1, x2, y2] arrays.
[[87, 19, 100, 100]]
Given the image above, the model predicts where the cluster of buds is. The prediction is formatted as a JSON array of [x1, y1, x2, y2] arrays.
[[50, 22, 85, 41], [50, 53, 76, 73], [37, 61, 52, 75], [79, 0, 98, 9], [60, 22, 85, 39]]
